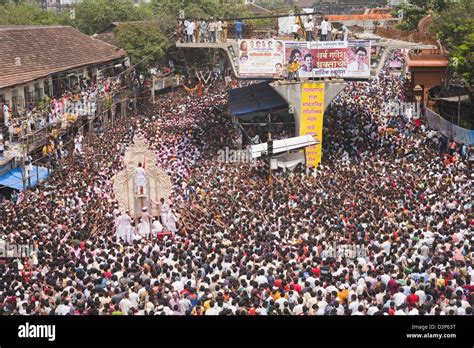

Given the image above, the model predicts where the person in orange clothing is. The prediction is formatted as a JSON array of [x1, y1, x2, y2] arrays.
[[337, 284, 350, 303], [191, 304, 205, 316], [287, 59, 301, 80]]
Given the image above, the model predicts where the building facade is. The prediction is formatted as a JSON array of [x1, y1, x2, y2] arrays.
[[0, 25, 126, 118]]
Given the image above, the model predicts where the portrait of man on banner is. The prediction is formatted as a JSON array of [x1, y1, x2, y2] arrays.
[[346, 46, 370, 75]]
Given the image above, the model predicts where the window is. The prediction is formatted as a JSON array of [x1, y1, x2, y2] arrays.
[[24, 86, 33, 106], [11, 89, 18, 113], [34, 82, 43, 101], [44, 80, 52, 97]]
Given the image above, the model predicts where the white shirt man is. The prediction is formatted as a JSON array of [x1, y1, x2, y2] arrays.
[[275, 296, 288, 310], [186, 21, 195, 37], [393, 291, 406, 307], [115, 212, 132, 243], [119, 296, 133, 315], [304, 20, 314, 32], [255, 273, 268, 286], [216, 20, 222, 42], [160, 200, 171, 230], [415, 289, 426, 305], [367, 304, 379, 315], [178, 297, 192, 314], [74, 134, 84, 155], [151, 218, 163, 236], [124, 225, 135, 244], [135, 164, 146, 194], [291, 23, 300, 35], [3, 103, 9, 127], [348, 300, 359, 314], [138, 208, 151, 238], [205, 305, 220, 315], [395, 308, 407, 315], [320, 19, 329, 35], [56, 303, 71, 315]]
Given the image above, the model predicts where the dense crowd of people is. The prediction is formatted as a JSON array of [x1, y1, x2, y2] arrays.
[[0, 50, 472, 316], [1, 75, 123, 144]]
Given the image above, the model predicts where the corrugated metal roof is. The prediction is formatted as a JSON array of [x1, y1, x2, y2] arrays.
[[229, 82, 288, 116]]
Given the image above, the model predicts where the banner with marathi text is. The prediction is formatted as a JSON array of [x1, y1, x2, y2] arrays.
[[238, 39, 285, 77], [300, 82, 325, 167], [285, 40, 371, 79]]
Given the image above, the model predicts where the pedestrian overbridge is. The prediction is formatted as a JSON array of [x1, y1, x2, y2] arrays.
[[176, 41, 242, 78]]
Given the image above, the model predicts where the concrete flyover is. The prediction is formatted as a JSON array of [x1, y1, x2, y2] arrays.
[[176, 42, 347, 141]]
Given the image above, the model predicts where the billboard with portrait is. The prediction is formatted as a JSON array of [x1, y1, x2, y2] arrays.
[[284, 40, 371, 79], [238, 39, 285, 77]]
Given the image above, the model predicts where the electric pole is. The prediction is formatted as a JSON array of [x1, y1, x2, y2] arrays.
[[267, 113, 273, 187]]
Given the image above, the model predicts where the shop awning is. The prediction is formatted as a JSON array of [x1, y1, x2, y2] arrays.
[[229, 82, 288, 116], [0, 166, 49, 191]]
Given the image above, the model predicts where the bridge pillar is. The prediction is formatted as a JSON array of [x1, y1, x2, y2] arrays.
[[270, 80, 346, 135]]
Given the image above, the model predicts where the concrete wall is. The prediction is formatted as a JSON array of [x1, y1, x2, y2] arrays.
[[0, 79, 46, 112], [270, 80, 346, 135]]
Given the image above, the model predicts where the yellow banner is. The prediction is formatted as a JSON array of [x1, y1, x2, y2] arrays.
[[300, 82, 325, 167]]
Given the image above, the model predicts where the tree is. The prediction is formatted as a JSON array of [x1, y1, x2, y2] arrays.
[[430, 0, 474, 87], [115, 22, 169, 72], [393, 3, 428, 31], [0, 3, 61, 25], [151, 0, 248, 21], [70, 0, 154, 35], [394, 0, 454, 31], [255, 0, 286, 10]]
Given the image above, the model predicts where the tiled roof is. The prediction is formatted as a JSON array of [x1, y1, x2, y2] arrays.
[[246, 3, 271, 15], [94, 32, 118, 47], [0, 26, 126, 89]]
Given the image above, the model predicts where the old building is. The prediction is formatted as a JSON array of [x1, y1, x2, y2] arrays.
[[406, 49, 449, 103], [0, 25, 126, 115]]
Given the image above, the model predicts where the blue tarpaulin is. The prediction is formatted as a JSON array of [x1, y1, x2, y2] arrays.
[[229, 82, 288, 116], [0, 166, 49, 191]]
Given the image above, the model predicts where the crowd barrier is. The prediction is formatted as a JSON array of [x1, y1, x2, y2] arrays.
[[425, 106, 474, 145]]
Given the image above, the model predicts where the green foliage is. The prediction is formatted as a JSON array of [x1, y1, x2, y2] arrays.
[[255, 0, 286, 10], [248, 18, 276, 29], [430, 0, 474, 87], [115, 22, 169, 70], [0, 3, 62, 25], [394, 0, 455, 32], [393, 3, 427, 31], [35, 96, 50, 110], [71, 0, 154, 35], [103, 96, 112, 111], [453, 33, 474, 85], [151, 0, 248, 20]]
